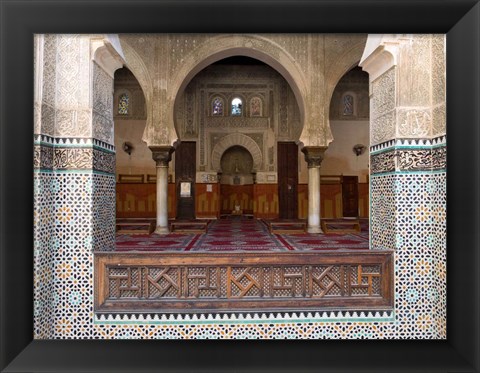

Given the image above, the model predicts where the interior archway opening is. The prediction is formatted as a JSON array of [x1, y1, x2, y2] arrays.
[[325, 64, 370, 220]]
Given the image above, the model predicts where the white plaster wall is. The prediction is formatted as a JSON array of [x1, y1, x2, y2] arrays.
[[114, 119, 155, 176], [321, 120, 369, 182]]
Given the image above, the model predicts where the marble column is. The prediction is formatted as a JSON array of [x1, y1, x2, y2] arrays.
[[301, 146, 327, 234], [150, 146, 175, 234]]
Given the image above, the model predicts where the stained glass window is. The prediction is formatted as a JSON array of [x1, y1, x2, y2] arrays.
[[250, 97, 262, 116], [118, 93, 129, 115], [212, 97, 224, 116], [231, 97, 242, 116], [343, 94, 354, 116]]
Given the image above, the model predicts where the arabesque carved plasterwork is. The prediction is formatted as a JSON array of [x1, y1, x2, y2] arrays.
[[371, 112, 396, 145], [41, 104, 55, 136], [431, 35, 446, 106], [42, 35, 57, 107], [55, 109, 92, 138], [371, 67, 396, 113], [432, 104, 446, 137], [93, 63, 115, 144], [93, 112, 114, 145], [56, 35, 90, 108], [397, 109, 431, 138], [206, 117, 269, 129]]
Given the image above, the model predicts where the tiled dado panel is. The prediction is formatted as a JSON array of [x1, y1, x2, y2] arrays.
[[369, 136, 446, 338], [33, 135, 117, 338], [33, 172, 56, 338]]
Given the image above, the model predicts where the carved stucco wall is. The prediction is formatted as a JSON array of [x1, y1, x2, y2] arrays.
[[118, 34, 367, 148], [360, 34, 446, 145], [176, 63, 301, 181]]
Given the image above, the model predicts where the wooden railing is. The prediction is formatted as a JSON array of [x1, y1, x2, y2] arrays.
[[94, 251, 394, 313]]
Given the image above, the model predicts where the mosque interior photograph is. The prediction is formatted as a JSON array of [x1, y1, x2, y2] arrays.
[[33, 33, 446, 339]]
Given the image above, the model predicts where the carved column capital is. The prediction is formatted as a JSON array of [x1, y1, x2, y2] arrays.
[[301, 146, 328, 168], [150, 146, 175, 167]]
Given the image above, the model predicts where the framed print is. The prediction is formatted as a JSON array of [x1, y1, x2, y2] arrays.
[[118, 174, 145, 183], [180, 181, 191, 197], [1, 1, 479, 372]]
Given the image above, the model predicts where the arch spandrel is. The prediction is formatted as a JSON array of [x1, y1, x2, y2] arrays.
[[118, 39, 163, 146], [299, 35, 368, 148]]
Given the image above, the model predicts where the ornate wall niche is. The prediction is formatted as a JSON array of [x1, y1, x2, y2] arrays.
[[249, 96, 263, 117], [211, 133, 263, 172], [341, 92, 356, 116], [117, 92, 130, 116], [211, 96, 225, 116], [113, 67, 147, 120]]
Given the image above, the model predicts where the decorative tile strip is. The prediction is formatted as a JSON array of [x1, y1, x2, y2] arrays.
[[371, 142, 446, 174], [33, 146, 115, 174], [432, 146, 447, 170], [34, 135, 115, 152], [34, 144, 54, 170], [396, 149, 432, 171], [370, 150, 396, 174], [93, 149, 116, 174], [94, 252, 394, 313], [53, 147, 93, 170], [94, 310, 395, 324], [369, 139, 395, 154]]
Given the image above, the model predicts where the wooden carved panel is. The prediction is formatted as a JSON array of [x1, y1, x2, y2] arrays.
[[95, 252, 393, 312]]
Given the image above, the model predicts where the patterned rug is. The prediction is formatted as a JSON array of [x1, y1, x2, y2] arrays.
[[116, 217, 369, 252]]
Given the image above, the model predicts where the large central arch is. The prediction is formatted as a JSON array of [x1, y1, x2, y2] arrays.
[[170, 34, 308, 141]]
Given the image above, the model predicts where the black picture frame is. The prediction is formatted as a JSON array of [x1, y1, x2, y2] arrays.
[[1, 0, 479, 372]]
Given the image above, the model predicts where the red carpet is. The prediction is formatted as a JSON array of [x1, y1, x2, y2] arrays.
[[115, 217, 369, 252]]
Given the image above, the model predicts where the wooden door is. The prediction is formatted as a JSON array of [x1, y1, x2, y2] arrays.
[[277, 142, 298, 219], [175, 141, 196, 220], [342, 175, 359, 218]]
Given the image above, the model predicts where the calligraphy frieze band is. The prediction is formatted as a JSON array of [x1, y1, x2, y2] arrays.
[[370, 136, 446, 174], [34, 135, 115, 174]]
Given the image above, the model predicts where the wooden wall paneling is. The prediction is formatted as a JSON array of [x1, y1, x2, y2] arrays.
[[297, 184, 308, 219], [253, 184, 279, 219], [195, 183, 220, 218], [358, 182, 369, 218], [220, 184, 254, 214]]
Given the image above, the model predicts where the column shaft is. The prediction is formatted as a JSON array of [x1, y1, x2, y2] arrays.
[[155, 165, 169, 234], [301, 146, 327, 234], [150, 146, 175, 235], [307, 166, 322, 233]]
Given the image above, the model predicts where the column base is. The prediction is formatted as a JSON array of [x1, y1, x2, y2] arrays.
[[307, 226, 324, 234], [154, 226, 170, 235]]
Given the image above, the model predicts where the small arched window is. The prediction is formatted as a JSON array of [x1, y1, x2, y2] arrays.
[[343, 94, 354, 116], [212, 97, 224, 116], [231, 97, 243, 116], [118, 93, 129, 115], [250, 97, 262, 116]]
